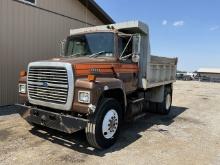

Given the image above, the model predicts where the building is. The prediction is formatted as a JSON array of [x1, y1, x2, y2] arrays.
[[0, 0, 114, 105], [197, 68, 220, 82]]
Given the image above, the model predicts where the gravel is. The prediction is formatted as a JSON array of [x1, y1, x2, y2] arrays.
[[0, 81, 220, 165]]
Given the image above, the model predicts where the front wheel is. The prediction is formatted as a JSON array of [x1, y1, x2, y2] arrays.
[[85, 98, 122, 149]]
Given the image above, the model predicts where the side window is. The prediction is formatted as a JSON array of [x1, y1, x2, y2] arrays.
[[22, 0, 37, 5], [119, 36, 132, 56], [119, 36, 133, 62]]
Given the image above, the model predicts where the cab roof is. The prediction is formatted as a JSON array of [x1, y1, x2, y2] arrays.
[[70, 21, 149, 36]]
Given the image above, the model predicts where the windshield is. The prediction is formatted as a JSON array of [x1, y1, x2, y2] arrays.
[[65, 32, 114, 58]]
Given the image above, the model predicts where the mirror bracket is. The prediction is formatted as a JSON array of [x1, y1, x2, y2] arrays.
[[132, 54, 140, 63], [59, 39, 66, 56]]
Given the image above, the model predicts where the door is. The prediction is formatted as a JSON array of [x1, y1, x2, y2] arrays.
[[117, 35, 138, 92]]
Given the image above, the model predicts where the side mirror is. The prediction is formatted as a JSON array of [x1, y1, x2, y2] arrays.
[[132, 34, 141, 63], [59, 39, 66, 56], [132, 54, 140, 63]]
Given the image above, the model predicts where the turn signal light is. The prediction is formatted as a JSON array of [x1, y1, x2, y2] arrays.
[[88, 75, 96, 82], [19, 70, 27, 77]]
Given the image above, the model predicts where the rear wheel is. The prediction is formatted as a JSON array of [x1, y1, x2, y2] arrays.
[[85, 98, 122, 149], [157, 87, 172, 114], [148, 86, 172, 115]]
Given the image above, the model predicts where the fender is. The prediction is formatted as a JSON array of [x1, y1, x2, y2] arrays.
[[73, 78, 127, 114]]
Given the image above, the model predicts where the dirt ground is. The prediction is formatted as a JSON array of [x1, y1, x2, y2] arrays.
[[0, 81, 220, 165]]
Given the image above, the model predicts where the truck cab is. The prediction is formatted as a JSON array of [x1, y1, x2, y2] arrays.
[[17, 21, 177, 149], [63, 29, 140, 92]]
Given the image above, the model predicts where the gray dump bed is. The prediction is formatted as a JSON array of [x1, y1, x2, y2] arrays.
[[147, 55, 177, 88]]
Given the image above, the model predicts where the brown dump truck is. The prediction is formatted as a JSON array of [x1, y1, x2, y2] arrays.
[[16, 21, 177, 149]]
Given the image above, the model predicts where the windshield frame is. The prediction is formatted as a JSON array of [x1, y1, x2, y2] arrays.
[[64, 31, 116, 58]]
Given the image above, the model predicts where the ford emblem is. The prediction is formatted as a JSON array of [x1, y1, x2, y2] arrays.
[[42, 82, 48, 87]]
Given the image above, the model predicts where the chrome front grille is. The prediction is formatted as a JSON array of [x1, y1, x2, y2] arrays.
[[27, 62, 74, 111], [28, 67, 68, 104]]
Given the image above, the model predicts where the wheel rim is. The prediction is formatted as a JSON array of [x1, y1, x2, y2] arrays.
[[165, 94, 171, 110], [102, 109, 119, 139]]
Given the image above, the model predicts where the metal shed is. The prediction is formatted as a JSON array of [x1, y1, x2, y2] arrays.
[[197, 68, 220, 82], [0, 0, 114, 105]]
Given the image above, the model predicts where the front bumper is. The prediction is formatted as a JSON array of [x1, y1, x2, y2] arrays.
[[15, 104, 88, 134]]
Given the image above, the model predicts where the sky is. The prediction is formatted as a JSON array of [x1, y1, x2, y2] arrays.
[[95, 0, 220, 71]]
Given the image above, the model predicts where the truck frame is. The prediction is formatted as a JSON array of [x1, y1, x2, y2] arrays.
[[16, 21, 177, 149]]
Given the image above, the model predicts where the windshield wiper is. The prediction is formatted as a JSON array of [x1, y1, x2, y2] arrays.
[[89, 51, 106, 58]]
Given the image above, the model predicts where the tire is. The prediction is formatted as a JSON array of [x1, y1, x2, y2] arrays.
[[156, 87, 172, 115], [148, 87, 172, 115], [85, 98, 122, 149]]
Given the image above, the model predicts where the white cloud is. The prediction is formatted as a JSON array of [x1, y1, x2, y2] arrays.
[[162, 20, 168, 26], [209, 26, 219, 31], [173, 20, 184, 27]]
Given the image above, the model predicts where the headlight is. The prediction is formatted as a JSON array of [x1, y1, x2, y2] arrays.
[[19, 84, 26, 94], [78, 91, 90, 103]]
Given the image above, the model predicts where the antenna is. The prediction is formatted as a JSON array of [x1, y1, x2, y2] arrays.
[[85, 0, 88, 27]]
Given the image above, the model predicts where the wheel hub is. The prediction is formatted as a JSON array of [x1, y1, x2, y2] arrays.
[[108, 116, 117, 132], [166, 94, 171, 110], [102, 109, 118, 139]]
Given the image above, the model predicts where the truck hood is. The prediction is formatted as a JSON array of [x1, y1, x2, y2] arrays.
[[37, 57, 118, 77], [43, 57, 117, 65]]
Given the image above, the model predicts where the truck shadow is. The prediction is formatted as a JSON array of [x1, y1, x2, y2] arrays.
[[0, 105, 17, 116], [29, 106, 188, 156]]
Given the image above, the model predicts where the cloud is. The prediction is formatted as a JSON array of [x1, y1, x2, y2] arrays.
[[209, 26, 219, 31], [162, 20, 168, 26], [173, 21, 184, 27]]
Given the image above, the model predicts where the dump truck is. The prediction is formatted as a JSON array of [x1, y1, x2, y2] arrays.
[[16, 21, 178, 149]]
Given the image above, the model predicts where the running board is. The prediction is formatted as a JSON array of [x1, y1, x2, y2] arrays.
[[129, 98, 145, 104], [133, 113, 147, 121]]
